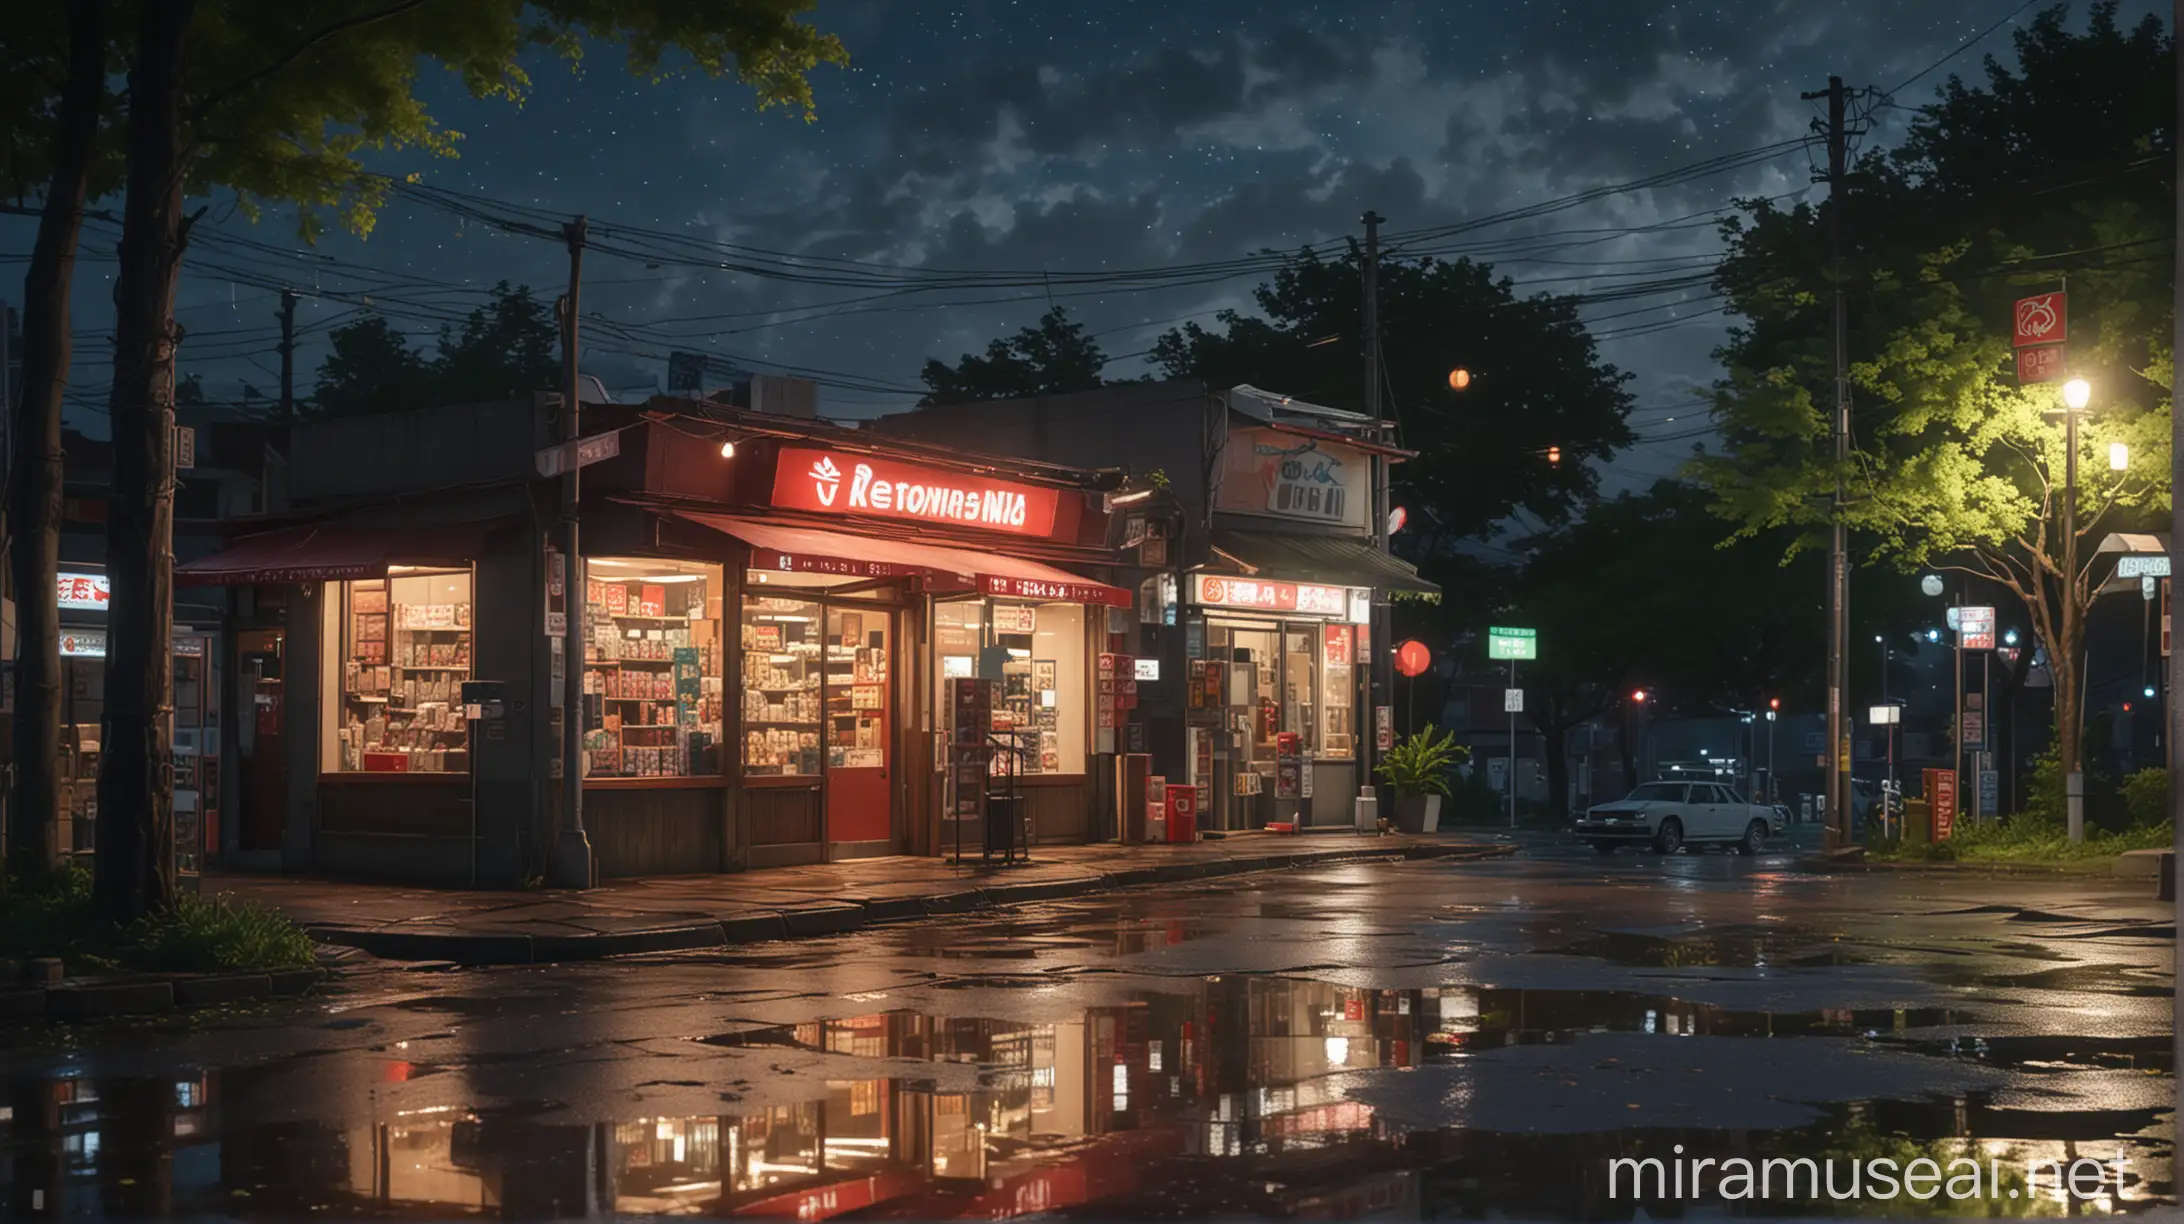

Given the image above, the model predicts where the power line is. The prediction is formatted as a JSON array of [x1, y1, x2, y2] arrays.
[[1888, 0, 2044, 97]]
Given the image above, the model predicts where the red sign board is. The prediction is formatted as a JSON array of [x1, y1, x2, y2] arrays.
[[1193, 573, 1348, 616], [981, 573, 1133, 608], [772, 446, 1060, 537], [1925, 768, 1958, 841], [2012, 291, 2067, 347], [1322, 624, 1352, 666], [2016, 343, 2065, 385]]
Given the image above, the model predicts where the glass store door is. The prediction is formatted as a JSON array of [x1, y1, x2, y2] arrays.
[[823, 605, 893, 851]]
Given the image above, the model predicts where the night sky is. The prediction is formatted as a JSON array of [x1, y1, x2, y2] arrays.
[[9, 0, 2168, 492]]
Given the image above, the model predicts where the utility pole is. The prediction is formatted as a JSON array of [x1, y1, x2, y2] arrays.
[[1801, 74, 1853, 849], [551, 216, 593, 890], [1362, 209, 1389, 805], [275, 288, 297, 425]]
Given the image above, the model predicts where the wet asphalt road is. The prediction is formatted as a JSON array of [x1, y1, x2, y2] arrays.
[[0, 841, 2172, 1219]]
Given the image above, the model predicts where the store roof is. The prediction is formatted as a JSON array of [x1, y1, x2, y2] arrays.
[[1205, 529, 1438, 595], [176, 519, 501, 585], [672, 510, 1133, 607]]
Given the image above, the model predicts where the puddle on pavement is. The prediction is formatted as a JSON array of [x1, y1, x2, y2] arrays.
[[1543, 928, 1875, 969], [3, 978, 2167, 1218]]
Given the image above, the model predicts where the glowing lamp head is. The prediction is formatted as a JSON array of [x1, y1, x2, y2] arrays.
[[2062, 378, 2091, 410], [1630, 689, 1647, 704], [1927, 628, 1942, 643], [2109, 441, 2128, 471], [2145, 685, 2158, 699], [719, 439, 737, 458], [1447, 367, 1472, 391], [1769, 697, 1780, 711], [1546, 445, 1562, 465]]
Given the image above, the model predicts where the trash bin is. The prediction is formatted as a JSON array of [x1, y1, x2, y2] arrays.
[[985, 796, 1022, 858]]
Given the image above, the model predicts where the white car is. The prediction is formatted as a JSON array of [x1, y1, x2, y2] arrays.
[[1574, 780, 1783, 855]]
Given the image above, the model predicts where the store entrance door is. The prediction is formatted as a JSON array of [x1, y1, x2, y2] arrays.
[[823, 606, 893, 856], [237, 628, 286, 852]]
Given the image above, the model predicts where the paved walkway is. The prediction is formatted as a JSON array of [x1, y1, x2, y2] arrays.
[[214, 832, 1515, 964]]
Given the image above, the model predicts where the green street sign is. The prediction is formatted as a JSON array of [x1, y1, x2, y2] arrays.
[[1487, 626, 1537, 661]]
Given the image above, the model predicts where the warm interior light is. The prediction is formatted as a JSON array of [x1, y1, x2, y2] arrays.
[[1110, 489, 1153, 505], [2062, 377, 2091, 410]]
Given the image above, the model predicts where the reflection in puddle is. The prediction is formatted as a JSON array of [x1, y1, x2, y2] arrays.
[[0, 980, 2166, 1217]]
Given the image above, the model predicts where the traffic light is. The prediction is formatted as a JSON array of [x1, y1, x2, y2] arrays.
[[1769, 697, 1780, 711]]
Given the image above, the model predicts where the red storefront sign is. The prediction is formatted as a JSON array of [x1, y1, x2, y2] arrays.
[[1925, 767, 1958, 841], [771, 445, 1060, 537], [2016, 343, 2065, 385], [983, 573, 1134, 608], [57, 572, 109, 610], [1193, 573, 1348, 616], [1322, 623, 1352, 665], [2012, 291, 2067, 347]]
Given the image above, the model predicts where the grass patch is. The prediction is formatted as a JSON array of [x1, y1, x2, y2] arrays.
[[1868, 815, 2172, 864], [0, 861, 317, 975]]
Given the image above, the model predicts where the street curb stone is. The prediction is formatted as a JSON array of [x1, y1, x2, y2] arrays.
[[47, 978, 175, 1020], [532, 922, 726, 961], [172, 973, 273, 1008], [303, 841, 1514, 966]]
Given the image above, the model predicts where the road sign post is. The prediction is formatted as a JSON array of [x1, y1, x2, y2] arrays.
[[1487, 628, 1536, 829]]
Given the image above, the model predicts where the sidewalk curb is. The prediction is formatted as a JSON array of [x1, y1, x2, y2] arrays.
[[302, 841, 1517, 966], [1802, 853, 2119, 877], [3, 966, 329, 1026]]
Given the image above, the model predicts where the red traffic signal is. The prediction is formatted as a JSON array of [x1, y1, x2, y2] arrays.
[[1769, 698, 1780, 711]]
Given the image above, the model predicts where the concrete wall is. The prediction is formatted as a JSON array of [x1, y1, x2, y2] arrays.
[[291, 396, 558, 502]]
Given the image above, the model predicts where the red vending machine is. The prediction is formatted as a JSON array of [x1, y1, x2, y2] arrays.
[[1166, 783, 1199, 843]]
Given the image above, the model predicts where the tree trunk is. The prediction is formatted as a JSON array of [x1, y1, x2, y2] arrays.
[[96, 0, 193, 924], [1534, 703, 1572, 820], [9, 0, 107, 880]]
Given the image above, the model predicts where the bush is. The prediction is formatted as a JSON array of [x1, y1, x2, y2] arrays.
[[2121, 768, 2169, 829], [1376, 725, 1466, 798], [0, 862, 317, 975]]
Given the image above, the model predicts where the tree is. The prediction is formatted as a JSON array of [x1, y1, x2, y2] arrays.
[[1152, 250, 1636, 542], [919, 306, 1109, 405], [1697, 3, 2172, 791], [311, 283, 557, 416], [65, 0, 845, 921], [2, 0, 113, 882], [309, 316, 427, 417], [1505, 480, 1931, 816]]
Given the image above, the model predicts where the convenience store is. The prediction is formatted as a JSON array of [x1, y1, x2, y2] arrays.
[[177, 395, 1135, 883]]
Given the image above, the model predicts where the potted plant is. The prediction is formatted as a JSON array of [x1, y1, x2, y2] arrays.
[[1378, 725, 1466, 833]]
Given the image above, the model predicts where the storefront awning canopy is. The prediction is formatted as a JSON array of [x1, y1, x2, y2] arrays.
[[176, 521, 493, 586], [1208, 529, 1438, 595], [672, 510, 1133, 608]]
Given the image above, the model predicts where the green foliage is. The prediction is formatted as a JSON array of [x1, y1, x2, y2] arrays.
[[1870, 813, 2170, 864], [919, 307, 1110, 406], [311, 281, 559, 415], [1153, 249, 1634, 539], [1376, 725, 1467, 798], [1698, 5, 2174, 776], [3, 2, 846, 240], [2121, 766, 2169, 829], [0, 861, 316, 975]]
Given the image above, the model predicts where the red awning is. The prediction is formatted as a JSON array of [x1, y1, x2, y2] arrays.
[[671, 510, 1132, 608], [176, 521, 492, 586]]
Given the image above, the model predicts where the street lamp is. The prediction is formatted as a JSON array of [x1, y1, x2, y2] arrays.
[[2057, 377, 2091, 842]]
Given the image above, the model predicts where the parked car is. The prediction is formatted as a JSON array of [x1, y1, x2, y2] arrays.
[[1574, 780, 1781, 855]]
